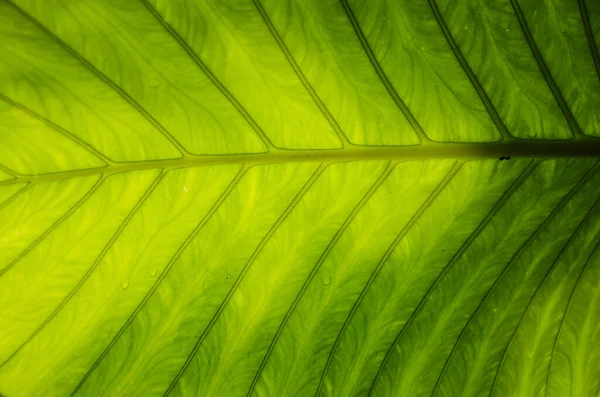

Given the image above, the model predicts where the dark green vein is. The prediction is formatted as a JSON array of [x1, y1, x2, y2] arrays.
[[314, 160, 463, 397], [0, 175, 104, 278], [252, 0, 350, 148], [0, 171, 164, 369], [367, 159, 537, 397], [0, 93, 112, 166], [70, 165, 247, 396], [579, 0, 600, 81], [489, 193, 600, 397], [4, 0, 188, 157], [340, 0, 428, 144], [544, 239, 600, 396], [163, 163, 327, 396], [0, 165, 20, 179], [428, 0, 510, 141], [139, 0, 274, 152], [0, 183, 30, 211], [509, 0, 584, 139], [430, 159, 600, 397], [246, 161, 395, 397]]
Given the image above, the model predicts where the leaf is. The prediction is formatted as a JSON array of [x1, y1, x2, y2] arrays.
[[0, 0, 599, 396]]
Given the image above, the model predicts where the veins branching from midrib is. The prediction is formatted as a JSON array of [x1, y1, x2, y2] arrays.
[[366, 159, 538, 397], [1, 138, 600, 188], [162, 164, 326, 396], [2, 0, 600, 186], [340, 0, 428, 144], [3, 0, 189, 157], [314, 160, 463, 397], [69, 166, 248, 396], [245, 162, 396, 397], [251, 0, 350, 147], [509, 0, 584, 139]]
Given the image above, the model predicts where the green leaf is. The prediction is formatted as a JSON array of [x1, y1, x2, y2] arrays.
[[0, 0, 599, 396]]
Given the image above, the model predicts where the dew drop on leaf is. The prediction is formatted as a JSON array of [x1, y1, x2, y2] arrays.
[[323, 275, 331, 286], [121, 280, 130, 289], [148, 77, 160, 88], [150, 269, 157, 277]]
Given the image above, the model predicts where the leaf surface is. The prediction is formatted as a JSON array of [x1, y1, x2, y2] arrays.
[[0, 0, 600, 396]]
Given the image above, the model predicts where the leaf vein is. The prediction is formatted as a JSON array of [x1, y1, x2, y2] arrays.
[[139, 0, 274, 152], [340, 0, 428, 144], [70, 165, 247, 396], [544, 235, 600, 396], [245, 161, 395, 397], [251, 0, 350, 148], [0, 175, 104, 279], [430, 159, 600, 397], [0, 171, 163, 369], [579, 0, 600, 82], [5, 0, 188, 157], [509, 0, 584, 139], [0, 183, 30, 211], [0, 93, 113, 167], [428, 0, 511, 141], [315, 159, 464, 397], [1, 141, 599, 187], [489, 191, 600, 397], [366, 158, 538, 397], [163, 163, 327, 396]]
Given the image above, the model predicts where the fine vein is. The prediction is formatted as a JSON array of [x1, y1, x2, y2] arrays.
[[139, 0, 274, 152], [315, 160, 463, 397], [428, 0, 511, 141], [0, 171, 164, 369], [509, 0, 584, 139], [579, 0, 600, 81], [0, 175, 104, 279], [430, 159, 599, 397], [70, 166, 247, 396], [340, 0, 429, 144], [252, 0, 350, 148], [245, 161, 395, 397], [0, 93, 112, 166], [544, 239, 600, 396], [489, 194, 600, 397], [5, 0, 188, 157], [367, 159, 538, 396], [0, 164, 19, 179], [163, 163, 326, 396], [0, 183, 30, 211]]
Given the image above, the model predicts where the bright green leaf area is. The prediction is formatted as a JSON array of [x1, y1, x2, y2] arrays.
[[1, 0, 600, 396]]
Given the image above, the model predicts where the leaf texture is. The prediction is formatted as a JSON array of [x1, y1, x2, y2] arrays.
[[0, 0, 599, 396]]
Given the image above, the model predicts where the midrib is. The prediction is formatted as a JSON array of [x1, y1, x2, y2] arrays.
[[2, 138, 600, 186]]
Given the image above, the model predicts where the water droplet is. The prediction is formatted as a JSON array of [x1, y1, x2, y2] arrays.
[[148, 77, 160, 88], [323, 275, 332, 286], [493, 307, 498, 312], [150, 269, 157, 277], [183, 186, 188, 193], [121, 280, 130, 289]]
